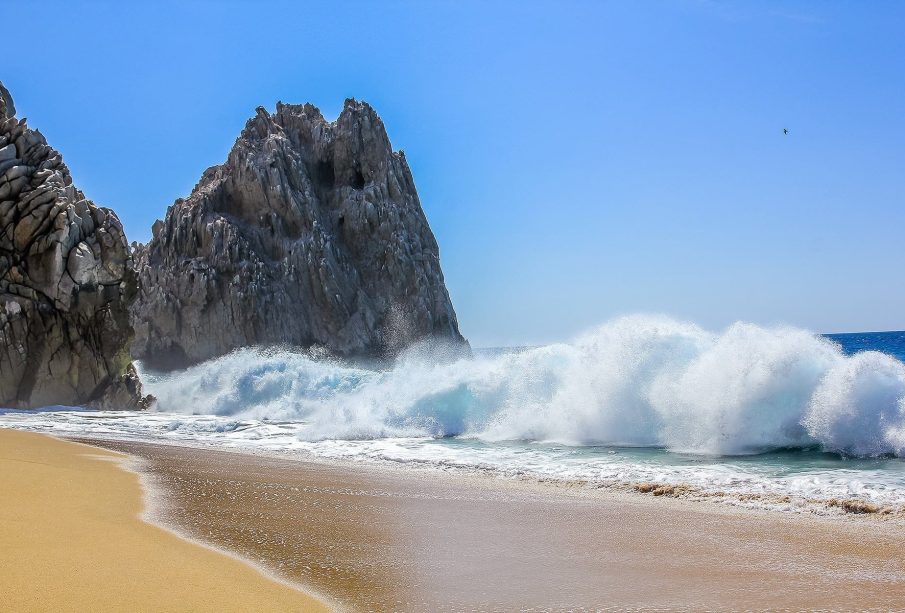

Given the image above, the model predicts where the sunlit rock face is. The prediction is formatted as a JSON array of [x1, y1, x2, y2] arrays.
[[131, 99, 466, 370], [0, 81, 149, 409]]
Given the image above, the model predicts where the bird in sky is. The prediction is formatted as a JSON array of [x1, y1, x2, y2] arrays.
[[783, 128, 789, 135]]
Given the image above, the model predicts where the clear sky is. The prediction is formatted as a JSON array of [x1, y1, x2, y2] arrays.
[[5, 1, 905, 346]]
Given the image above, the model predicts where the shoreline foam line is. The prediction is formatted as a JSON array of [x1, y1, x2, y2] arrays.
[[0, 428, 333, 612], [61, 427, 905, 520]]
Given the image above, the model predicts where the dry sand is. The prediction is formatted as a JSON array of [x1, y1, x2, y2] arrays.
[[84, 438, 905, 612], [0, 429, 330, 612]]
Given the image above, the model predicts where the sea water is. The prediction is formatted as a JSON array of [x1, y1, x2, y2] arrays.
[[4, 316, 905, 513]]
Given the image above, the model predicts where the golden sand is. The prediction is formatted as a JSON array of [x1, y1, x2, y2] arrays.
[[0, 429, 330, 612]]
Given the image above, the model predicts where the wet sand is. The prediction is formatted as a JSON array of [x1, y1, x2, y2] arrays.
[[0, 429, 330, 612], [83, 437, 905, 611]]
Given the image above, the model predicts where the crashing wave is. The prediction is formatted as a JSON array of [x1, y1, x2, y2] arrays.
[[138, 315, 905, 458]]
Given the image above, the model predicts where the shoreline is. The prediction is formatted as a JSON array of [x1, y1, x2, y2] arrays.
[[62, 429, 905, 523], [3, 408, 903, 521], [0, 429, 332, 612], [75, 435, 905, 611]]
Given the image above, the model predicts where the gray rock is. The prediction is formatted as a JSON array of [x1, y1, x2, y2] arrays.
[[0, 82, 14, 120], [132, 99, 466, 369], [0, 81, 150, 409]]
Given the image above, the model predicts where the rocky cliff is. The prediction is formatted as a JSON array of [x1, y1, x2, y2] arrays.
[[0, 82, 148, 409], [131, 99, 465, 369]]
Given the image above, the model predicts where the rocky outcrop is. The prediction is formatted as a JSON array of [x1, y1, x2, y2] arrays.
[[132, 99, 465, 369], [0, 82, 149, 409]]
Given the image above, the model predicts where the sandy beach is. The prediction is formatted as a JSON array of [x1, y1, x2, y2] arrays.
[[0, 429, 330, 612], [6, 426, 905, 610], [73, 437, 905, 611]]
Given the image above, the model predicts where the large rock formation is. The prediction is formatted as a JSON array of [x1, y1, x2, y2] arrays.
[[131, 99, 465, 369], [0, 82, 148, 409]]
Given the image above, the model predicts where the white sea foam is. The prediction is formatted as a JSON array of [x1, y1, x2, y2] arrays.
[[5, 315, 905, 510], [141, 315, 905, 457]]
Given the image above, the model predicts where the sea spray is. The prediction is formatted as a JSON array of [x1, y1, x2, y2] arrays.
[[805, 351, 905, 456], [137, 315, 905, 458]]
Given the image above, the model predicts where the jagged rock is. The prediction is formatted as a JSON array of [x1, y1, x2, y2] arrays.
[[132, 99, 466, 369], [0, 82, 14, 120], [0, 81, 150, 409]]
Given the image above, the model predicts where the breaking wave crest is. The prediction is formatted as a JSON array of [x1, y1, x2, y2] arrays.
[[139, 315, 905, 458]]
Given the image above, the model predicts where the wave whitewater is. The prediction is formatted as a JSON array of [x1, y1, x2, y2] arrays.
[[139, 315, 905, 458]]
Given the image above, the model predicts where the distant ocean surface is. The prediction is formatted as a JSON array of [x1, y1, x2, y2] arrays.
[[4, 316, 905, 515], [827, 330, 905, 361]]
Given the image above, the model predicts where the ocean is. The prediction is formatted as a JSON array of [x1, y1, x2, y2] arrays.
[[4, 315, 905, 514]]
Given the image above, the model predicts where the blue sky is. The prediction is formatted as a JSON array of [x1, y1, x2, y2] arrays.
[[5, 1, 905, 346]]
